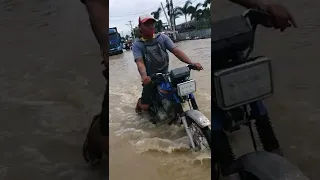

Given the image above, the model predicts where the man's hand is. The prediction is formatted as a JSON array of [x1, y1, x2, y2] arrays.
[[229, 0, 297, 31], [192, 62, 203, 71], [264, 4, 297, 31], [141, 76, 151, 85]]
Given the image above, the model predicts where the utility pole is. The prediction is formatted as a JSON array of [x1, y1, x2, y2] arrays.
[[161, 2, 171, 28], [126, 20, 134, 38], [170, 0, 177, 40], [162, 0, 176, 40], [165, 0, 172, 30]]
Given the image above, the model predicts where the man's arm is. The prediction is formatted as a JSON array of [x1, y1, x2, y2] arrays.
[[172, 48, 194, 64], [132, 44, 148, 79], [83, 0, 109, 59], [135, 59, 148, 79], [162, 34, 194, 64]]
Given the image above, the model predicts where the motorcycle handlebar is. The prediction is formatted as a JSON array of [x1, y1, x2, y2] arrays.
[[187, 64, 197, 70], [149, 73, 163, 80], [149, 64, 197, 80]]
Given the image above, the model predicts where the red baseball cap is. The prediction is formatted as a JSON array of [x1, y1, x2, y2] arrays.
[[138, 14, 157, 24]]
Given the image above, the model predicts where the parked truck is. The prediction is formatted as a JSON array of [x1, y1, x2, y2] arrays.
[[109, 27, 123, 55]]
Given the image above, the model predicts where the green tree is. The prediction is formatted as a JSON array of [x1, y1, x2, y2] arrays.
[[151, 7, 163, 33], [165, 0, 174, 30], [151, 7, 161, 19], [190, 3, 204, 20], [202, 8, 211, 19], [203, 0, 210, 8], [172, 7, 183, 28], [176, 0, 193, 23], [202, 0, 211, 21]]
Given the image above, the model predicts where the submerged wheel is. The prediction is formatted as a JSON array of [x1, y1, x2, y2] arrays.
[[188, 118, 212, 151]]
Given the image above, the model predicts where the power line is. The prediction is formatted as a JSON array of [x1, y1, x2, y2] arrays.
[[157, 0, 201, 18], [109, 0, 192, 18], [125, 20, 135, 38], [109, 6, 160, 18]]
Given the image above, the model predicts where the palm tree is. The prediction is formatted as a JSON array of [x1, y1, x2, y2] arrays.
[[172, 7, 183, 28], [165, 0, 175, 30], [202, 8, 211, 19], [176, 0, 193, 23], [203, 0, 210, 8], [190, 3, 204, 20], [151, 7, 161, 20], [151, 7, 163, 32]]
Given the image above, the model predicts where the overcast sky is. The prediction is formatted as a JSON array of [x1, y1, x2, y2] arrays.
[[109, 0, 205, 36]]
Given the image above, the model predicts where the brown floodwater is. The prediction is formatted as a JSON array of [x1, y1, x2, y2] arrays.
[[0, 0, 320, 179], [109, 39, 211, 180]]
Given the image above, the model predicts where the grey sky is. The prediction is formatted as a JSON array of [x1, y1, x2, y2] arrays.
[[109, 0, 205, 36]]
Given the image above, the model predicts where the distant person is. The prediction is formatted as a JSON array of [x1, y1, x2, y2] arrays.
[[132, 14, 203, 113]]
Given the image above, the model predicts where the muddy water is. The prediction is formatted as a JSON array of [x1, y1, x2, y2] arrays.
[[1, 0, 320, 179], [109, 39, 211, 180], [0, 0, 107, 179]]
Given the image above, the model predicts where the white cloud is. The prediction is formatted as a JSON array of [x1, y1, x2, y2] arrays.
[[109, 0, 205, 36]]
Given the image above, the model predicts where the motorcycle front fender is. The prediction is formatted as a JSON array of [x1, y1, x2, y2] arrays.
[[227, 151, 309, 180], [185, 109, 211, 128]]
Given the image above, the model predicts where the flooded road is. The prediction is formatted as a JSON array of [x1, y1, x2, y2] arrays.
[[109, 39, 211, 180], [0, 0, 320, 179], [0, 0, 106, 179]]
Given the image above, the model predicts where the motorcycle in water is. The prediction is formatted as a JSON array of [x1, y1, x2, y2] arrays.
[[125, 40, 132, 50], [211, 9, 309, 180], [142, 64, 212, 151]]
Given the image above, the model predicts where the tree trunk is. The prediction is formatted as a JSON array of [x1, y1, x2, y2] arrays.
[[185, 15, 187, 28]]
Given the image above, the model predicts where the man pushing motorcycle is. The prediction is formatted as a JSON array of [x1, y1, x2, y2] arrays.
[[133, 14, 204, 113], [80, 0, 296, 166]]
